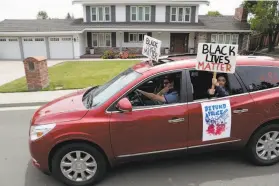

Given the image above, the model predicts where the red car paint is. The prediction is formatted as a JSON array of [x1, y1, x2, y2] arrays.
[[29, 56, 279, 174]]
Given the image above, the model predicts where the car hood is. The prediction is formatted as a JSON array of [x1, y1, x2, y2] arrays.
[[31, 89, 89, 125]]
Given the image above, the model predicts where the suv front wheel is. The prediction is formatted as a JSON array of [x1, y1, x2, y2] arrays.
[[52, 143, 107, 186], [247, 124, 279, 166]]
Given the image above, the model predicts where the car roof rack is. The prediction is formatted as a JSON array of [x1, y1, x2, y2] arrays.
[[167, 53, 197, 57]]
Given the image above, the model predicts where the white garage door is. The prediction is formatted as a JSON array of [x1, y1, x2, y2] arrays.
[[22, 37, 47, 58], [0, 37, 21, 59], [49, 37, 74, 59]]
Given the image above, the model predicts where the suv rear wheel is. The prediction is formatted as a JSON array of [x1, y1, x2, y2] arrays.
[[247, 124, 279, 166], [52, 143, 107, 186]]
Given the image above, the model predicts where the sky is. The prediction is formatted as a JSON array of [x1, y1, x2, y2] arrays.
[[0, 0, 243, 21]]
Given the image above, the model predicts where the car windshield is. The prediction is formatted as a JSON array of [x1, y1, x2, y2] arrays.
[[84, 68, 142, 108]]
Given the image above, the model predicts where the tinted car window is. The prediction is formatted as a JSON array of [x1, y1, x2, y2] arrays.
[[227, 74, 244, 95], [236, 66, 279, 92]]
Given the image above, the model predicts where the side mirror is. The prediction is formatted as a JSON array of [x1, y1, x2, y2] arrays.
[[116, 98, 132, 112]]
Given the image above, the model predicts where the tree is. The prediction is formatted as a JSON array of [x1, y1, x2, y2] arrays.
[[37, 11, 49, 19], [242, 0, 279, 52], [206, 11, 222, 16]]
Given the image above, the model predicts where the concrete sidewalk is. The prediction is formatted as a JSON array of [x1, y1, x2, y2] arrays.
[[0, 89, 82, 107], [0, 60, 64, 86]]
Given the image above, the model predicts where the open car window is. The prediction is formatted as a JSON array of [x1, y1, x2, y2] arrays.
[[125, 71, 183, 109], [188, 70, 244, 102]]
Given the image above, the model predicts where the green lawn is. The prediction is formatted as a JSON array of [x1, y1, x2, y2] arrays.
[[0, 60, 140, 93]]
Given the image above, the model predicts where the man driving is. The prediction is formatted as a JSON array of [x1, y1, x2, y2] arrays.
[[137, 76, 179, 104]]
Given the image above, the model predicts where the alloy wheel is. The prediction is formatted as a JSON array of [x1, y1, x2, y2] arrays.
[[255, 131, 279, 161], [60, 151, 97, 182]]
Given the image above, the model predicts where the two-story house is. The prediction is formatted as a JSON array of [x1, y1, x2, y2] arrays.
[[0, 0, 251, 60]]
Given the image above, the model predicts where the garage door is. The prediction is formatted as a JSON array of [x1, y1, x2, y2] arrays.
[[49, 37, 74, 59], [22, 37, 47, 58], [0, 37, 21, 59]]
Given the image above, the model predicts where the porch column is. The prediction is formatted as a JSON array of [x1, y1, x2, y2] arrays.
[[119, 31, 123, 53]]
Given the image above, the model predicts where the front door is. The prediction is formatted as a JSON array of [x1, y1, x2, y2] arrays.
[[171, 33, 189, 53], [186, 69, 260, 147], [109, 71, 189, 157]]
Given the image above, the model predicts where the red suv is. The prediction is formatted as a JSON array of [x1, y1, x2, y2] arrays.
[[29, 55, 279, 186]]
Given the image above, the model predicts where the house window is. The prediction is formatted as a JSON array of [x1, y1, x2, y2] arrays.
[[62, 38, 72, 41], [211, 34, 217, 43], [23, 38, 33, 42], [128, 33, 147, 43], [92, 33, 111, 47], [8, 38, 18, 42], [91, 6, 111, 22], [130, 6, 151, 22], [50, 38, 59, 42], [232, 34, 239, 44], [35, 38, 44, 41], [218, 34, 224, 44], [170, 7, 191, 22], [225, 34, 231, 44], [211, 34, 239, 44]]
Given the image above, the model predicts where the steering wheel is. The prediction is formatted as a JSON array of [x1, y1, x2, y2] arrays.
[[134, 90, 145, 106]]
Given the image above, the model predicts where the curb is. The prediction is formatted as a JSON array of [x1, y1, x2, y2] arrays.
[[0, 102, 48, 108]]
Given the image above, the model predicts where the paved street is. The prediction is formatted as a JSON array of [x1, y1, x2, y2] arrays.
[[1, 107, 279, 186]]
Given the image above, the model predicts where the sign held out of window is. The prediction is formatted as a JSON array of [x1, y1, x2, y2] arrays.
[[142, 35, 162, 62], [196, 43, 238, 74]]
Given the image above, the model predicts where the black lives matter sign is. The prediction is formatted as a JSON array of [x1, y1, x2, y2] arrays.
[[142, 35, 162, 62], [196, 43, 238, 74]]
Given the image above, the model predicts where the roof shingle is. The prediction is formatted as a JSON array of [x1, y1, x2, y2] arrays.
[[0, 16, 250, 33]]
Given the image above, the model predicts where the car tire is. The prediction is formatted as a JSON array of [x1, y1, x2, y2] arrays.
[[51, 143, 107, 186], [246, 124, 279, 166]]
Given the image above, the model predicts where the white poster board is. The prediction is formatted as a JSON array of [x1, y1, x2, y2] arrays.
[[201, 100, 232, 141], [142, 35, 162, 62], [196, 43, 238, 74]]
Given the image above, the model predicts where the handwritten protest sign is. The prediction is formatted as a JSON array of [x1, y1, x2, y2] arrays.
[[142, 35, 162, 62], [196, 43, 238, 74], [201, 100, 232, 141]]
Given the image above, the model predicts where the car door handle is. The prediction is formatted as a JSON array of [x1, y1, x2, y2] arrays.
[[233, 109, 249, 114], [168, 118, 185, 123]]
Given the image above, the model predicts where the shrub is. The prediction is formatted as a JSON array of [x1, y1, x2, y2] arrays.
[[119, 51, 129, 59], [128, 53, 136, 59], [101, 50, 116, 59]]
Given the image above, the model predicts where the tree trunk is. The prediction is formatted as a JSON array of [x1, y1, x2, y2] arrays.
[[268, 31, 274, 52], [259, 34, 264, 49], [272, 31, 279, 48]]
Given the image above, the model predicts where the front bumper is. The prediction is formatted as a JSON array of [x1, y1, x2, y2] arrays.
[[29, 135, 53, 174]]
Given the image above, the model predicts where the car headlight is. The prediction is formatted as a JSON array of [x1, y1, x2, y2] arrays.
[[30, 123, 56, 141]]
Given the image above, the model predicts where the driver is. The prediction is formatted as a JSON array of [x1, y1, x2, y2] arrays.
[[137, 76, 179, 104]]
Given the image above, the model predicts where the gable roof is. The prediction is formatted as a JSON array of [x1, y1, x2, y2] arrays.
[[0, 16, 250, 33]]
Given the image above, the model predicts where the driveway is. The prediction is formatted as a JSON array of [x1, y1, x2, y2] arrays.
[[0, 60, 64, 86]]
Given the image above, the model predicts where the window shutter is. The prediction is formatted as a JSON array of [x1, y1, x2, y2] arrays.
[[87, 32, 92, 47], [124, 32, 129, 42], [126, 6, 130, 22], [111, 6, 116, 22], [147, 32, 152, 37], [86, 6, 90, 22], [112, 32, 116, 47], [166, 6, 170, 23]]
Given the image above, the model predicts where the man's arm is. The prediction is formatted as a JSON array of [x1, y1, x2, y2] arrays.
[[137, 90, 166, 103]]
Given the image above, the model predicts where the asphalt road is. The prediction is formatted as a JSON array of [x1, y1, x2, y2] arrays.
[[1, 108, 279, 186]]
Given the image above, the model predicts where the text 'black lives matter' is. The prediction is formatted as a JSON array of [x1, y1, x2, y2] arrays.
[[202, 44, 236, 64]]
